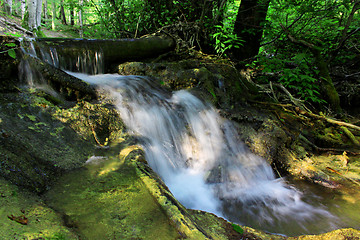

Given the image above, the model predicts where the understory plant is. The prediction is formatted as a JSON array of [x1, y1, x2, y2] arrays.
[[249, 51, 326, 104], [212, 24, 244, 57]]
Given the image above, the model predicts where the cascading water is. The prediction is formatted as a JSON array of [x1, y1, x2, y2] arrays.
[[69, 72, 336, 236], [20, 38, 105, 75], [19, 39, 353, 236]]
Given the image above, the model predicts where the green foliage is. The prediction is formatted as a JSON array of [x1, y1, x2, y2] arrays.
[[209, 0, 243, 56], [249, 52, 325, 104], [45, 232, 68, 240], [252, 0, 360, 107], [212, 24, 244, 57], [0, 37, 18, 59], [231, 223, 244, 234], [4, 43, 17, 59]]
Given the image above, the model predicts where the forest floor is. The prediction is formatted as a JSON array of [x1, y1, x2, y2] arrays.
[[0, 13, 77, 38]]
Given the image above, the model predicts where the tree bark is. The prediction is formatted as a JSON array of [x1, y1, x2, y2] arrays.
[[232, 0, 270, 61], [5, 0, 13, 15], [23, 55, 97, 101], [36, 0, 43, 28], [60, 0, 67, 25], [52, 1, 56, 30], [28, 0, 37, 30], [43, 0, 48, 20], [35, 35, 176, 67], [21, 0, 26, 19], [79, 0, 83, 37], [70, 4, 75, 25]]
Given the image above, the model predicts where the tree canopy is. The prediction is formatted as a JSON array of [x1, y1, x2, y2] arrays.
[[1, 0, 360, 113]]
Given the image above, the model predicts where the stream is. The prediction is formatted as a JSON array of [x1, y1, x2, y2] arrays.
[[20, 38, 360, 237]]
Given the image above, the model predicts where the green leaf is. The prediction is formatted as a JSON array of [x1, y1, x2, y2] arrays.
[[5, 43, 16, 47], [26, 114, 37, 121], [232, 223, 244, 234], [7, 49, 16, 59], [5, 32, 22, 37]]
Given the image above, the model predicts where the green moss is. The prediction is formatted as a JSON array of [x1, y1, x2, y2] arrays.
[[0, 178, 77, 239], [44, 147, 181, 240]]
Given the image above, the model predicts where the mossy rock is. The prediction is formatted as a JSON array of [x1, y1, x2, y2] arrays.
[[44, 145, 183, 240], [0, 92, 94, 193], [117, 59, 253, 108], [0, 178, 77, 239]]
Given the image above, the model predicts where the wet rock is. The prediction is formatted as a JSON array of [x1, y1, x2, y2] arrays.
[[0, 178, 77, 239], [289, 228, 360, 240], [117, 59, 255, 107], [0, 92, 95, 193]]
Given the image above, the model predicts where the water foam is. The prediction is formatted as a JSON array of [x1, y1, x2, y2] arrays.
[[70, 72, 335, 235]]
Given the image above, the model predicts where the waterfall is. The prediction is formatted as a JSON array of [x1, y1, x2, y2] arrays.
[[69, 72, 334, 235], [20, 38, 105, 75], [18, 38, 337, 235]]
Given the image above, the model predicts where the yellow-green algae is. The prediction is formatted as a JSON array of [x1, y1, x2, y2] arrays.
[[44, 143, 181, 240], [1, 76, 359, 239], [0, 178, 77, 239]]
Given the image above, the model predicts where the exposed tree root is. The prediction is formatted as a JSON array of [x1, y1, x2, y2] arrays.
[[295, 107, 360, 132]]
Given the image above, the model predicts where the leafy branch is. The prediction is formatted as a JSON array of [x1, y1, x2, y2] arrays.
[[0, 42, 17, 59]]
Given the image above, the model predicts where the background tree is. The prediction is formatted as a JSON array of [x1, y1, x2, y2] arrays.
[[232, 0, 270, 61], [252, 0, 360, 112], [28, 0, 43, 30]]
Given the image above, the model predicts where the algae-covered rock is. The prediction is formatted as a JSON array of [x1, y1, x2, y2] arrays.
[[0, 92, 94, 193], [0, 178, 77, 239], [289, 228, 360, 240], [117, 59, 253, 107], [54, 99, 127, 146], [44, 145, 183, 240]]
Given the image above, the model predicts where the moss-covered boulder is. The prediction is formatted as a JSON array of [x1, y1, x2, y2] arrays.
[[117, 59, 256, 108], [0, 178, 77, 239], [0, 91, 95, 193]]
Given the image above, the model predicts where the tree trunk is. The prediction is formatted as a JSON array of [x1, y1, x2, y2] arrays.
[[21, 0, 26, 19], [36, 0, 43, 28], [5, 0, 13, 15], [28, 0, 37, 30], [43, 0, 48, 20], [60, 0, 67, 25], [232, 0, 270, 61], [28, 0, 42, 30], [70, 5, 75, 25], [52, 1, 56, 30], [36, 35, 176, 66], [79, 0, 83, 37]]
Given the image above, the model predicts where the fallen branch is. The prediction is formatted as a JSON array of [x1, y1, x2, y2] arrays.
[[0, 16, 34, 36], [299, 134, 360, 155], [295, 107, 360, 132], [340, 126, 360, 147], [326, 167, 360, 187]]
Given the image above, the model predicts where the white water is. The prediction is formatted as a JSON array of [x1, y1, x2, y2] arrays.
[[18, 39, 336, 234], [20, 38, 104, 75], [69, 72, 335, 235]]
